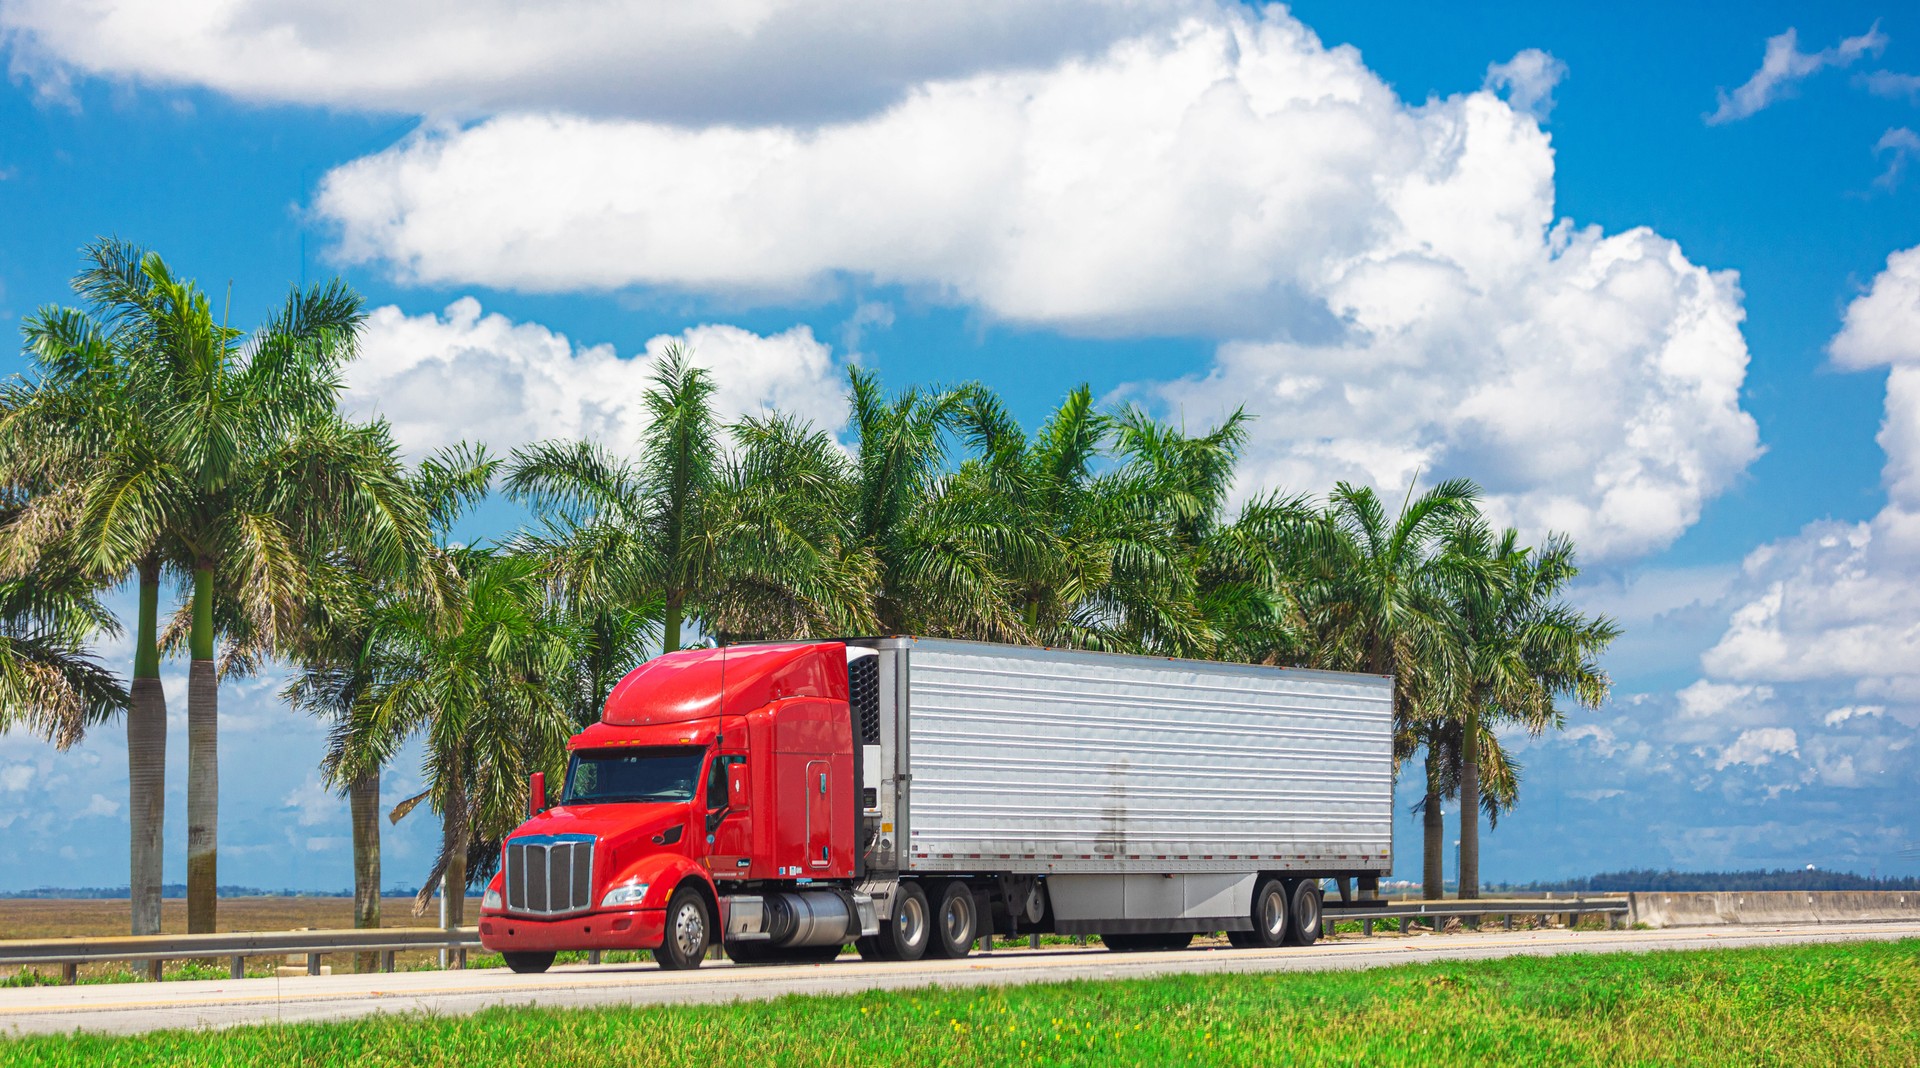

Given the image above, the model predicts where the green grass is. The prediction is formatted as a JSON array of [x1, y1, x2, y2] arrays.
[[5, 940, 1917, 1066]]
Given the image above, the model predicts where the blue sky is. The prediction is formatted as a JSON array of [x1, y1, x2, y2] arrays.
[[1, 1, 1918, 893]]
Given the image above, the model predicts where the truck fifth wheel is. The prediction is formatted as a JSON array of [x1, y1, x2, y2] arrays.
[[476, 637, 1394, 972]]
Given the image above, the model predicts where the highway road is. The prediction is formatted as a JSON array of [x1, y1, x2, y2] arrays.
[[3, 922, 1916, 1037]]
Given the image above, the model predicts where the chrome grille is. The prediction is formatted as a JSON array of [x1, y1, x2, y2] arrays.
[[504, 834, 595, 916]]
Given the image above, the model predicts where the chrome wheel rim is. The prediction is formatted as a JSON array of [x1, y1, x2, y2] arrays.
[[943, 892, 974, 945], [896, 895, 927, 948], [673, 901, 705, 958], [1261, 890, 1286, 938]]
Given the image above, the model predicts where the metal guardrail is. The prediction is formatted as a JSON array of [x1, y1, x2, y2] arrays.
[[0, 926, 482, 984], [1320, 896, 1632, 936]]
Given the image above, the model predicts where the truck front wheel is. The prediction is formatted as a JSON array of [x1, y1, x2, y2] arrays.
[[927, 880, 978, 959], [502, 951, 555, 974], [656, 887, 712, 970], [855, 880, 931, 962]]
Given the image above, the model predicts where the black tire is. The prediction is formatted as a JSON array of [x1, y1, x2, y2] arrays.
[[502, 950, 555, 974], [927, 880, 978, 959], [1101, 933, 1145, 952], [856, 881, 931, 962], [1283, 880, 1323, 947], [655, 887, 712, 970], [1146, 932, 1193, 951], [1228, 878, 1289, 949]]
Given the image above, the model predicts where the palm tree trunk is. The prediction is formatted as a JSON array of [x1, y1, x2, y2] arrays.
[[1422, 746, 1444, 901], [1459, 706, 1481, 901], [186, 564, 218, 934], [127, 558, 166, 937], [441, 775, 470, 964], [662, 589, 683, 654], [350, 769, 381, 973]]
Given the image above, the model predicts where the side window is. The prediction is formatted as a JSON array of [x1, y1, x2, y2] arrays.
[[707, 755, 743, 810]]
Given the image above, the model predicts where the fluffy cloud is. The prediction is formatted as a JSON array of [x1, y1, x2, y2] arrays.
[[0, 0, 1186, 122], [1484, 48, 1567, 119], [1711, 727, 1798, 770], [315, 9, 1760, 560], [1706, 24, 1886, 125], [346, 298, 850, 458]]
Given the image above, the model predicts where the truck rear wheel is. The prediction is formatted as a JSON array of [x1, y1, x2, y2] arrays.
[[1283, 880, 1323, 947], [1227, 878, 1289, 949], [927, 880, 977, 959], [855, 880, 930, 962], [502, 951, 555, 974], [655, 887, 712, 970]]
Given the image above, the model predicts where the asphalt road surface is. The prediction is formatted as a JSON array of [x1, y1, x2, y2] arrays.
[[4, 922, 1916, 1037]]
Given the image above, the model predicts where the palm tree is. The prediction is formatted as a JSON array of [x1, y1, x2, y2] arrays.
[[0, 565, 128, 749], [0, 291, 175, 935], [1444, 523, 1617, 899], [507, 346, 719, 654], [333, 548, 581, 932], [65, 242, 431, 932], [1302, 479, 1480, 899], [846, 369, 1025, 639], [284, 443, 495, 964]]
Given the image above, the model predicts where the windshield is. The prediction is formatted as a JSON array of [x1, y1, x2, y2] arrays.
[[563, 747, 706, 805]]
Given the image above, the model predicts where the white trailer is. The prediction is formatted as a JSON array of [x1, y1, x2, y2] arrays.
[[845, 637, 1393, 956]]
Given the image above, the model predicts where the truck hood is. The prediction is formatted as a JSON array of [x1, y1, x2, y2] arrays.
[[512, 802, 689, 852]]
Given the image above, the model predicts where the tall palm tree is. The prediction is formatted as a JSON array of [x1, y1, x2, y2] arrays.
[[1444, 523, 1617, 899], [66, 242, 431, 932], [507, 346, 719, 654], [284, 443, 495, 964], [333, 548, 581, 931], [0, 291, 175, 935], [847, 369, 1025, 639], [1302, 478, 1480, 899]]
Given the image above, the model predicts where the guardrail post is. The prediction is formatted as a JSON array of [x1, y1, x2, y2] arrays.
[[230, 955, 245, 979], [1029, 933, 1040, 949], [588, 949, 602, 965], [979, 933, 993, 955], [456, 948, 467, 970], [145, 959, 162, 982], [61, 962, 77, 985], [1362, 918, 1372, 937], [382, 950, 395, 973]]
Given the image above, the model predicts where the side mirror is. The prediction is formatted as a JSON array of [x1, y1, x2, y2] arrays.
[[528, 771, 547, 819], [727, 762, 750, 813]]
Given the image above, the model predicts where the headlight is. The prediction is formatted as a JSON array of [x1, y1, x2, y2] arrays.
[[482, 887, 502, 910], [601, 881, 649, 908]]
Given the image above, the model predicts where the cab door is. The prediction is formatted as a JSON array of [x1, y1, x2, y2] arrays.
[[702, 752, 752, 877]]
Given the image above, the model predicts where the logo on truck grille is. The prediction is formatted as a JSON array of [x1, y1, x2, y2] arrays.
[[504, 834, 595, 916]]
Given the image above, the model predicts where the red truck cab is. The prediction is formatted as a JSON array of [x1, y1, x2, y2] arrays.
[[478, 641, 864, 972]]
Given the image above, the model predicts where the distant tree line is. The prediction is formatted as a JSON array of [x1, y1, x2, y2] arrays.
[[0, 242, 1618, 943], [1517, 869, 1920, 893]]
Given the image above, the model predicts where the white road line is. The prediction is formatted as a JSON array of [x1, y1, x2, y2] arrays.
[[2, 923, 1915, 1037]]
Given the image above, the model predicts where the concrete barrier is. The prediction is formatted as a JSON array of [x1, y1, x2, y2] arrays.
[[1628, 890, 1920, 928]]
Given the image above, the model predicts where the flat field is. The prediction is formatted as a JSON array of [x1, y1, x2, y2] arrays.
[[4, 938, 1916, 1067], [0, 897, 483, 979]]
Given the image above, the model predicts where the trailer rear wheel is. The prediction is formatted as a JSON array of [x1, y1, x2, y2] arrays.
[[655, 887, 711, 970], [856, 880, 931, 962], [928, 880, 978, 958], [502, 951, 555, 974], [1227, 878, 1289, 949], [1283, 880, 1322, 947]]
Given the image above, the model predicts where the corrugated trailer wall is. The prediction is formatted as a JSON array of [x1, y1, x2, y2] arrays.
[[892, 638, 1394, 876]]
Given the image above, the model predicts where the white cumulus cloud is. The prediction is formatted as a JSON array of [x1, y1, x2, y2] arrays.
[[1712, 727, 1798, 770], [1707, 23, 1886, 125], [347, 299, 851, 458], [315, 8, 1760, 561], [0, 0, 1190, 122], [1484, 48, 1567, 120]]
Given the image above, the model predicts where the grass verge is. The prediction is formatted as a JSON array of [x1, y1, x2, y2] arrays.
[[4, 939, 1917, 1066]]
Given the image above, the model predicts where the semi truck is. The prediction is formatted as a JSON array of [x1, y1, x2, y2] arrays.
[[477, 637, 1394, 972]]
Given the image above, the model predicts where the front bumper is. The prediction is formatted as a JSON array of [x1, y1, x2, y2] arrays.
[[478, 907, 665, 953]]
